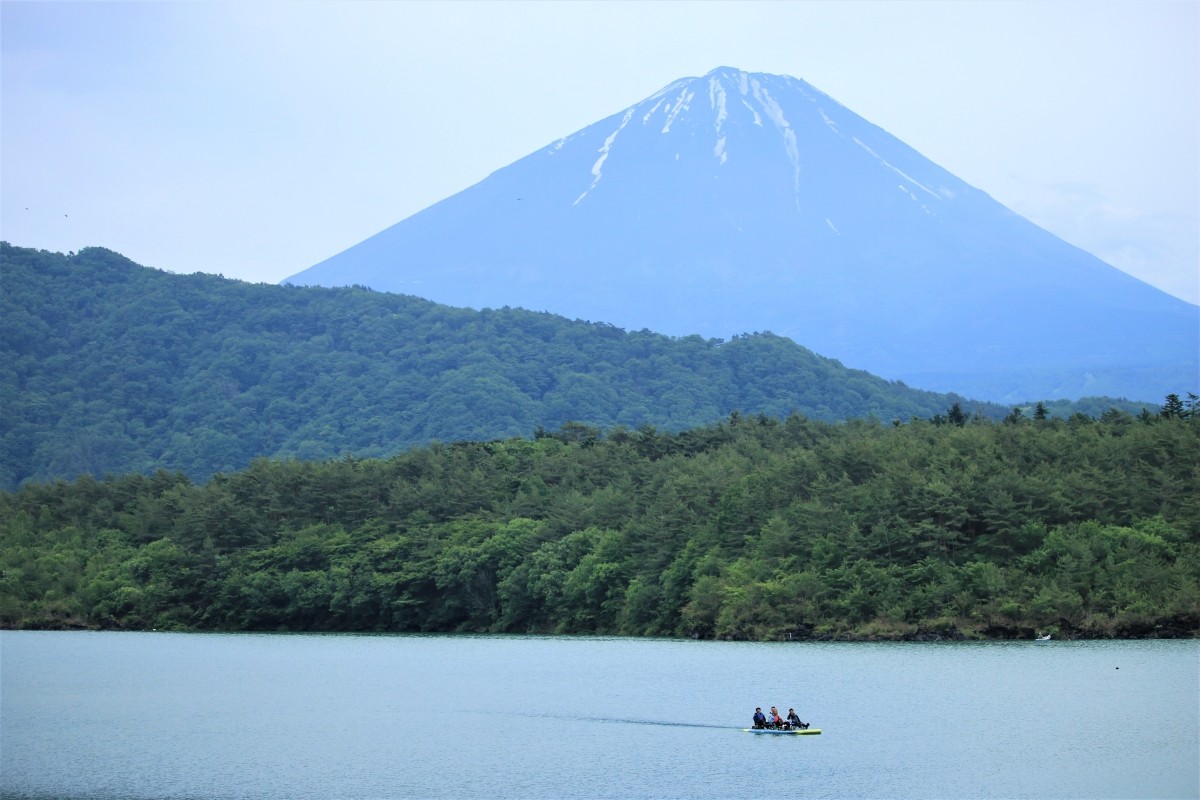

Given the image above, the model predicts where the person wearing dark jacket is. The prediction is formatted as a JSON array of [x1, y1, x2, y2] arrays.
[[752, 708, 767, 729], [787, 708, 808, 730]]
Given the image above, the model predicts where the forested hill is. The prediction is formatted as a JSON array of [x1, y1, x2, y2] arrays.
[[1, 243, 1005, 489], [2, 411, 1197, 638]]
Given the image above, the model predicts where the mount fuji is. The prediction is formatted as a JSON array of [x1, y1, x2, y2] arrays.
[[285, 67, 1198, 402]]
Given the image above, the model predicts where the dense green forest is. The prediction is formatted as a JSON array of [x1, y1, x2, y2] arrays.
[[0, 243, 1151, 490], [3, 408, 1196, 639]]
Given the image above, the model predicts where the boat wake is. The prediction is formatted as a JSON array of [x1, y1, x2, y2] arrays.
[[594, 717, 732, 730], [499, 711, 731, 730]]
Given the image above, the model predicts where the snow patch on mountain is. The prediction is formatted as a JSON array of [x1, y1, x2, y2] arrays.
[[853, 137, 940, 199], [749, 78, 801, 193], [574, 107, 635, 205], [710, 76, 729, 132], [642, 98, 666, 125], [661, 89, 695, 134], [741, 98, 763, 127]]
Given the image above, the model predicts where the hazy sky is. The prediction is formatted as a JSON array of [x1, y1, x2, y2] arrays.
[[2, 0, 1197, 304]]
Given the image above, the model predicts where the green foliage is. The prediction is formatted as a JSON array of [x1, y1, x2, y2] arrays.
[[3, 243, 1141, 490], [2, 410, 1196, 639]]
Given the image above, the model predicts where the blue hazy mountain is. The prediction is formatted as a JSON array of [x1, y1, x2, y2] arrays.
[[285, 67, 1198, 402]]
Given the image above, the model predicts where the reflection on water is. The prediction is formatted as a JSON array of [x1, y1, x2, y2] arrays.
[[2, 633, 1196, 799]]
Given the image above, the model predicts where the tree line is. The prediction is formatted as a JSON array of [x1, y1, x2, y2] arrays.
[[3, 405, 1196, 639]]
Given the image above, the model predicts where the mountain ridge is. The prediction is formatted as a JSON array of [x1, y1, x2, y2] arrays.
[[286, 67, 1198, 403], [3, 242, 1051, 489]]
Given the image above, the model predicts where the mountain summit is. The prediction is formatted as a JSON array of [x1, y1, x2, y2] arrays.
[[286, 67, 1197, 402]]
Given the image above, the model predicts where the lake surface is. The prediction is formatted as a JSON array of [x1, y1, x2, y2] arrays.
[[1, 632, 1196, 799]]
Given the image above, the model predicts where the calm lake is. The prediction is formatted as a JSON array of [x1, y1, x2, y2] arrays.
[[1, 632, 1196, 799]]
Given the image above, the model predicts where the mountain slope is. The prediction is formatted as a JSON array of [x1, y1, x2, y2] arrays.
[[2, 243, 1016, 489], [286, 67, 1198, 402]]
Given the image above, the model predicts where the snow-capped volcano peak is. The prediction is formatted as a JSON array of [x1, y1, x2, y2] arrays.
[[285, 67, 1197, 402], [551, 67, 961, 225]]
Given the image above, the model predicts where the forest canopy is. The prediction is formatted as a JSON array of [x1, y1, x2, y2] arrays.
[[0, 243, 1150, 490], [3, 408, 1196, 640]]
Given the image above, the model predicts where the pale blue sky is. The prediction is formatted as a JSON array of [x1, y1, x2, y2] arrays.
[[2, 0, 1197, 303]]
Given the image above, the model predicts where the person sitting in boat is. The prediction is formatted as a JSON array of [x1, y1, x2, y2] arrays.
[[787, 708, 808, 730], [752, 707, 767, 729], [768, 706, 785, 728]]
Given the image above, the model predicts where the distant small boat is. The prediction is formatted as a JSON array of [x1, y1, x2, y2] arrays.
[[1036, 634, 1052, 641], [743, 727, 822, 735]]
